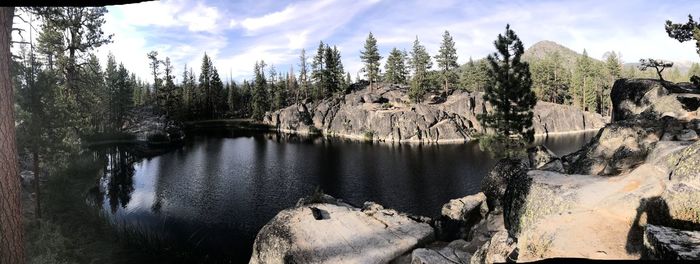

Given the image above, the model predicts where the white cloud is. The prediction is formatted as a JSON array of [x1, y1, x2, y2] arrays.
[[180, 2, 221, 33]]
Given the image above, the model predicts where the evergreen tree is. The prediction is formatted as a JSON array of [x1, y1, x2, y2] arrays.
[[602, 51, 622, 115], [210, 66, 225, 118], [114, 63, 134, 130], [147, 51, 162, 107], [408, 37, 432, 102], [459, 57, 490, 92], [160, 57, 178, 117], [104, 53, 119, 131], [572, 49, 599, 111], [299, 49, 310, 101], [477, 25, 536, 158], [530, 51, 570, 104], [32, 7, 113, 131], [360, 32, 382, 90], [198, 53, 212, 119], [231, 81, 241, 116], [666, 15, 700, 58], [251, 61, 269, 120], [436, 30, 459, 92], [240, 79, 253, 117], [311, 41, 326, 100], [385, 47, 409, 84]]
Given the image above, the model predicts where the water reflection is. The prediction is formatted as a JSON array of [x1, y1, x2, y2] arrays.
[[86, 129, 599, 262]]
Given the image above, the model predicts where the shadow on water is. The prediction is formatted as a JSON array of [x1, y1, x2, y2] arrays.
[[79, 128, 597, 263]]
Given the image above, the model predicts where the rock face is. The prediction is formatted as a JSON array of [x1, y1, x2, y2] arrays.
[[410, 240, 472, 264], [563, 117, 663, 176], [644, 224, 700, 260], [264, 84, 606, 143], [441, 192, 488, 222], [480, 159, 529, 211], [611, 78, 700, 122], [249, 198, 434, 264], [125, 105, 184, 142]]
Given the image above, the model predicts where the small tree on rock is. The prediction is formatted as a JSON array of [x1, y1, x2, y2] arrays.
[[638, 58, 673, 81]]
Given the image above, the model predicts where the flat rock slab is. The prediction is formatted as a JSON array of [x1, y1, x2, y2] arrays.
[[644, 224, 700, 260], [250, 203, 435, 264]]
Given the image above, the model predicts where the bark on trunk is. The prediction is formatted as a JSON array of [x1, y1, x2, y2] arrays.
[[0, 6, 25, 264]]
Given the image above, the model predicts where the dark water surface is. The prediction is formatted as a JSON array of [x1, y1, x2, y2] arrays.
[[88, 130, 596, 262]]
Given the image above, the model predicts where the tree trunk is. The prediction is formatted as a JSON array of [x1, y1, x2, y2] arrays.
[[32, 150, 40, 219], [0, 7, 25, 264]]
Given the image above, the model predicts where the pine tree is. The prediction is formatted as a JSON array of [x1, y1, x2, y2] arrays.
[[572, 49, 598, 111], [385, 47, 408, 84], [360, 32, 382, 90], [105, 53, 119, 131], [408, 37, 432, 102], [602, 51, 622, 115], [530, 52, 570, 104], [311, 41, 326, 100], [436, 30, 459, 92], [299, 49, 310, 101], [459, 57, 491, 93], [251, 61, 269, 120], [160, 57, 178, 117], [477, 24, 536, 158], [114, 63, 134, 129], [147, 51, 162, 107], [210, 66, 225, 118], [198, 53, 212, 119]]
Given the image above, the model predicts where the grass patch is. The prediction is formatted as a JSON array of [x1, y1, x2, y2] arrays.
[[521, 231, 555, 259], [363, 130, 375, 141]]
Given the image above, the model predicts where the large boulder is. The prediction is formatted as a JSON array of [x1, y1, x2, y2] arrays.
[[437, 192, 489, 241], [470, 230, 517, 264], [643, 224, 700, 260], [410, 240, 472, 264], [611, 78, 700, 122], [527, 145, 564, 172], [249, 200, 434, 264], [652, 140, 700, 231], [481, 159, 529, 211], [563, 117, 663, 176]]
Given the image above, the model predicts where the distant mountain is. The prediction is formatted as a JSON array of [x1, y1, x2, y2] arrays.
[[522, 40, 601, 69]]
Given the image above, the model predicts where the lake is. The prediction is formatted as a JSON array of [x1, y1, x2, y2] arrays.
[[87, 129, 597, 262]]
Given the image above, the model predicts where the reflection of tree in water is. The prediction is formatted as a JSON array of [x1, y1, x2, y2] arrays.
[[99, 146, 137, 213]]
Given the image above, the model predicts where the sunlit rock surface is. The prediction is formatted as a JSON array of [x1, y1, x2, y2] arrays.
[[249, 200, 434, 264], [264, 84, 606, 143]]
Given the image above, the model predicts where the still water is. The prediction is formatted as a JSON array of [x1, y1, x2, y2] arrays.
[[88, 130, 596, 262]]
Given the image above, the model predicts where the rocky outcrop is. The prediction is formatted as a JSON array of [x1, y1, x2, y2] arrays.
[[527, 145, 564, 172], [125, 105, 184, 142], [264, 84, 606, 143], [480, 158, 529, 211], [611, 78, 700, 122], [249, 196, 434, 264], [562, 117, 664, 176], [409, 240, 472, 264], [644, 224, 700, 260], [441, 192, 488, 222]]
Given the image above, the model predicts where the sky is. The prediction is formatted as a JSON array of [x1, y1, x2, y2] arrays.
[[13, 0, 700, 83]]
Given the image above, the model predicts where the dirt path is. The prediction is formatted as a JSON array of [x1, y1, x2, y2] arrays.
[[518, 164, 668, 260]]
